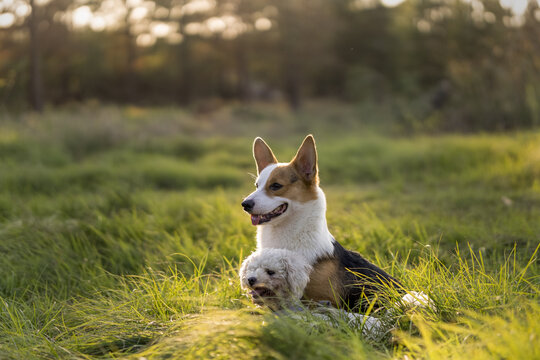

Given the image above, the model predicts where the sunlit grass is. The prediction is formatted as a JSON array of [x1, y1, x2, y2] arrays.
[[1, 244, 536, 358], [0, 105, 538, 358]]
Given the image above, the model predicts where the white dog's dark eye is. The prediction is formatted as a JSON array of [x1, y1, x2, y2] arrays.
[[266, 269, 275, 276], [269, 183, 282, 191]]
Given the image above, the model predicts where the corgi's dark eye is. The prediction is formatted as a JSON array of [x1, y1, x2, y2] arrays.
[[269, 183, 282, 191], [255, 183, 259, 188], [266, 269, 275, 276]]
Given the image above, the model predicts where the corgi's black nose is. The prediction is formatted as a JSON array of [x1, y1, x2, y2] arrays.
[[248, 277, 257, 286], [242, 199, 255, 212]]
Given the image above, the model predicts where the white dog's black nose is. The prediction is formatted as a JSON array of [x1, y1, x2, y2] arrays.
[[241, 200, 255, 212], [248, 277, 257, 286]]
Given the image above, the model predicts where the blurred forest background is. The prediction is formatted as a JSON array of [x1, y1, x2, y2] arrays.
[[1, 0, 540, 132]]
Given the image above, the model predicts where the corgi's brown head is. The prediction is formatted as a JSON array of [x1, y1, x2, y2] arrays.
[[241, 135, 320, 226]]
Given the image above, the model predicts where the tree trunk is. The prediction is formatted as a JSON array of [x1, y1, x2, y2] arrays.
[[236, 35, 250, 102], [29, 0, 44, 112], [178, 6, 191, 105], [279, 1, 302, 111], [284, 60, 301, 111], [235, 0, 250, 102], [124, 1, 136, 102]]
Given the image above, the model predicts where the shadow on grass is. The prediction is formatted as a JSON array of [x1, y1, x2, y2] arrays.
[[78, 335, 155, 356]]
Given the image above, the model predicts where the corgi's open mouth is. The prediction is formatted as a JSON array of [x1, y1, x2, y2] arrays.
[[250, 203, 288, 225], [249, 286, 276, 299]]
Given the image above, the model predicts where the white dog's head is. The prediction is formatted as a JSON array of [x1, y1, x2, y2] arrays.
[[241, 135, 319, 227], [240, 248, 312, 310]]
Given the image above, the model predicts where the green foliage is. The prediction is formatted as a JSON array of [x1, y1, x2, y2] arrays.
[[2, 0, 540, 131], [0, 106, 538, 358]]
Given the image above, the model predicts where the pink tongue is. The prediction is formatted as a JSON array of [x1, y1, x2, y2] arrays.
[[251, 215, 261, 226]]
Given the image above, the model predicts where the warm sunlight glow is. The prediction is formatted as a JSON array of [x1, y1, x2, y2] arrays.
[[182, 0, 216, 15], [151, 22, 170, 37], [1, 0, 536, 36], [130, 6, 148, 21], [90, 16, 106, 32], [255, 17, 272, 31], [0, 12, 15, 28], [381, 0, 406, 7], [15, 3, 31, 17], [503, 15, 525, 27], [126, 0, 142, 8], [185, 22, 203, 35], [500, 0, 528, 16], [155, 7, 169, 19], [483, 12, 496, 24], [206, 17, 226, 33], [136, 33, 156, 47], [73, 6, 92, 28]]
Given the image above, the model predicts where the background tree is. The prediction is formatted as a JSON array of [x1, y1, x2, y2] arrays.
[[28, 0, 43, 112], [0, 0, 539, 130]]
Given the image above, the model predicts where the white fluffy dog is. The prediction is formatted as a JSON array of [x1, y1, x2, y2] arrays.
[[240, 248, 312, 311], [240, 248, 386, 336]]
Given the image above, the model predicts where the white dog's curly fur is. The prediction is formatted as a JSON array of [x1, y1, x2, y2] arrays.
[[240, 248, 312, 310], [239, 249, 388, 337]]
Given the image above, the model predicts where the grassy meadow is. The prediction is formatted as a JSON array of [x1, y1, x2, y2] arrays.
[[0, 103, 539, 359]]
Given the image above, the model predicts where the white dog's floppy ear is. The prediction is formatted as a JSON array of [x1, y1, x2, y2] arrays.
[[281, 256, 312, 300], [253, 137, 278, 174], [291, 135, 318, 182], [239, 254, 253, 290]]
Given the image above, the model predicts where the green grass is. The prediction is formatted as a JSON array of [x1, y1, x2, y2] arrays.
[[0, 103, 538, 359]]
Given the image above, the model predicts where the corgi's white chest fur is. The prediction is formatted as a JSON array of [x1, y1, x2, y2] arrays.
[[255, 197, 334, 264], [253, 166, 334, 264]]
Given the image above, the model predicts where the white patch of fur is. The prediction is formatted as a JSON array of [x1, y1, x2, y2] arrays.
[[310, 307, 385, 337], [400, 291, 435, 310], [243, 164, 286, 216], [240, 248, 312, 307], [244, 163, 334, 264]]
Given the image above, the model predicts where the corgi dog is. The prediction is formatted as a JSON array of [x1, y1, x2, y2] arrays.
[[241, 135, 403, 311]]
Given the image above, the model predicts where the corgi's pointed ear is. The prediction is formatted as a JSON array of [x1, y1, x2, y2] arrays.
[[253, 137, 278, 174], [292, 135, 318, 182]]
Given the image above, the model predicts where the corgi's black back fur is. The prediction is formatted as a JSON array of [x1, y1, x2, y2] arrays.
[[303, 239, 403, 312], [332, 240, 403, 311]]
